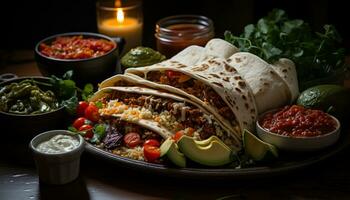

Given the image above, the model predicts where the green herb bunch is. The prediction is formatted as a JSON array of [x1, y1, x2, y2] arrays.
[[50, 70, 95, 114], [224, 9, 347, 89]]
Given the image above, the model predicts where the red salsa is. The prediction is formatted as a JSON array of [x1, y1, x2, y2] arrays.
[[259, 105, 337, 137], [39, 36, 115, 59]]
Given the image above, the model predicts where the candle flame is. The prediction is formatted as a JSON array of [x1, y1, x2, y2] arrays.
[[116, 8, 124, 23]]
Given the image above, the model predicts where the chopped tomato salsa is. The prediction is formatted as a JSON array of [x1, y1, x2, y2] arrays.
[[259, 105, 337, 137], [39, 35, 115, 59]]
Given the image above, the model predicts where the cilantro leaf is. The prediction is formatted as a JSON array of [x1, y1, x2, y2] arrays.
[[224, 9, 346, 90]]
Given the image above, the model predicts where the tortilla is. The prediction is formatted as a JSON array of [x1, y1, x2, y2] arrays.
[[120, 58, 257, 138], [227, 52, 292, 113], [201, 38, 239, 61], [90, 86, 242, 150], [171, 45, 205, 66], [272, 58, 299, 102]]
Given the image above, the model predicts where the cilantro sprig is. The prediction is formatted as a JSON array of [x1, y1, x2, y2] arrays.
[[50, 70, 95, 114], [225, 9, 347, 90]]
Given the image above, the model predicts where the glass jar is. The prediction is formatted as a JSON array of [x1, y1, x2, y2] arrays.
[[155, 15, 214, 58]]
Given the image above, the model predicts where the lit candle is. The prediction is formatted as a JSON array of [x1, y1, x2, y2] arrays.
[[97, 1, 143, 54]]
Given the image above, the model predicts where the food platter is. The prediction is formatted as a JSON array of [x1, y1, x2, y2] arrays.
[[2, 9, 349, 182], [85, 125, 350, 179]]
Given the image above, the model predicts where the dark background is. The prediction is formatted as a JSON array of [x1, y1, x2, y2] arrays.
[[0, 0, 349, 51]]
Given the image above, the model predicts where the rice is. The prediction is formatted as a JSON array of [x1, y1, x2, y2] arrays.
[[112, 146, 144, 161]]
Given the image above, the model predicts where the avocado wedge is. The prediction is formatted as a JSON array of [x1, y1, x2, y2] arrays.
[[160, 138, 186, 167], [194, 135, 227, 147], [243, 129, 278, 161], [177, 135, 233, 166]]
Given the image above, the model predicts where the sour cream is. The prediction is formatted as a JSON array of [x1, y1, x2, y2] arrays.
[[36, 134, 80, 154]]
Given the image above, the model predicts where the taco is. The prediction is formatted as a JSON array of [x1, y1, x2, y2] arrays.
[[100, 58, 258, 142], [89, 86, 242, 157]]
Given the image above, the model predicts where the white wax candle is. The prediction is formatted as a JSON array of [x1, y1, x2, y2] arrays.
[[98, 17, 143, 54]]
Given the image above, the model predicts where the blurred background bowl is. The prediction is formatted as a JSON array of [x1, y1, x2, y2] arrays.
[[256, 110, 341, 151], [34, 32, 124, 86], [0, 76, 66, 142]]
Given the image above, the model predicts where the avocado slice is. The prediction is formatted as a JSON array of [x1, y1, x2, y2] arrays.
[[243, 129, 278, 161], [194, 136, 226, 147], [160, 138, 186, 167], [177, 135, 233, 166]]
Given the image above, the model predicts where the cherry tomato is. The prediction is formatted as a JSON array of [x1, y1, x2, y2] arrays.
[[143, 145, 161, 162], [143, 139, 160, 147], [123, 132, 141, 148], [76, 101, 89, 117], [85, 103, 100, 122], [72, 117, 92, 130], [165, 70, 181, 79], [173, 130, 184, 142], [79, 124, 94, 139]]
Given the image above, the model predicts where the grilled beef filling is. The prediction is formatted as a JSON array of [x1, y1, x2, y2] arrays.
[[145, 71, 235, 124], [98, 91, 237, 149]]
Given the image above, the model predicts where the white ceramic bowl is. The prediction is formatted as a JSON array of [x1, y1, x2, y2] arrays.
[[256, 111, 341, 152], [29, 130, 84, 184]]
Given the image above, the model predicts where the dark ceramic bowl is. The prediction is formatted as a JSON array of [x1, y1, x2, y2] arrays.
[[34, 32, 124, 86], [0, 76, 66, 142]]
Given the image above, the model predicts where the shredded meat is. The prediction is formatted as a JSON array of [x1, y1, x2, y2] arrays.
[[200, 123, 215, 139], [146, 71, 235, 123], [107, 91, 218, 138]]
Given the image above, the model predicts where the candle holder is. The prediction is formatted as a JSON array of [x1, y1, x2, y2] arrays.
[[97, 0, 143, 54]]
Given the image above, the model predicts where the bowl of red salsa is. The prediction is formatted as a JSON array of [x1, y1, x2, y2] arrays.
[[256, 105, 340, 151], [35, 32, 124, 85]]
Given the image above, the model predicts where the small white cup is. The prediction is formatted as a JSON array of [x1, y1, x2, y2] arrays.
[[29, 130, 84, 184]]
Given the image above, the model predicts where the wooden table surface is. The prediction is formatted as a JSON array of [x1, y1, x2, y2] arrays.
[[1, 50, 350, 200]]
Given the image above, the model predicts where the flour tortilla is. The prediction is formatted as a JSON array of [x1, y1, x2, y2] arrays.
[[272, 58, 299, 102], [90, 86, 242, 150], [201, 38, 239, 61], [171, 45, 205, 66], [227, 52, 292, 113], [121, 58, 257, 138], [167, 38, 239, 66]]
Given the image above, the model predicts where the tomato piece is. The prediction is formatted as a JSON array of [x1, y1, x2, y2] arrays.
[[76, 101, 89, 117], [165, 70, 181, 79], [123, 132, 141, 148], [85, 103, 100, 122], [143, 139, 160, 147], [79, 124, 94, 139], [143, 145, 160, 162], [72, 117, 92, 129], [173, 130, 184, 142]]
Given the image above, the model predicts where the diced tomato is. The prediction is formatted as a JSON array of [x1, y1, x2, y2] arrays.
[[72, 117, 92, 130], [85, 102, 100, 122], [165, 70, 181, 79], [173, 130, 184, 142], [143, 145, 161, 162], [143, 139, 160, 147], [76, 101, 89, 117], [123, 132, 141, 148], [79, 124, 94, 139]]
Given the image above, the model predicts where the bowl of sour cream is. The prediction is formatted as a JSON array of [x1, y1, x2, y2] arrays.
[[29, 130, 84, 184]]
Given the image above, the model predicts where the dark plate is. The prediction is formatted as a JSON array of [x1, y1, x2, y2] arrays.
[[85, 127, 350, 180]]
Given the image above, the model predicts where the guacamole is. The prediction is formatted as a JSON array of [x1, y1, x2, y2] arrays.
[[121, 47, 166, 68]]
